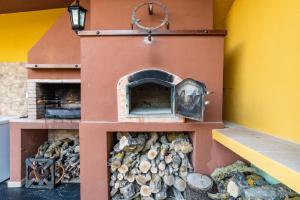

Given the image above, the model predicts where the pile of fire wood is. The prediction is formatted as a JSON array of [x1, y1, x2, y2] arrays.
[[108, 132, 194, 200], [35, 137, 80, 183], [208, 161, 300, 200]]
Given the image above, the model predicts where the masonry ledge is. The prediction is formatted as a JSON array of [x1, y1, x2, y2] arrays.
[[10, 118, 80, 130], [212, 122, 300, 193]]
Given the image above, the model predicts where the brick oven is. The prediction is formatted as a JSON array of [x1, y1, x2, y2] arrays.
[[9, 0, 241, 199]]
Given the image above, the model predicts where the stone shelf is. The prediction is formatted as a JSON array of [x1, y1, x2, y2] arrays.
[[24, 64, 80, 69], [213, 123, 300, 193]]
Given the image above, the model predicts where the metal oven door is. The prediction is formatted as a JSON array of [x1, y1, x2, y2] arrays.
[[175, 78, 208, 121]]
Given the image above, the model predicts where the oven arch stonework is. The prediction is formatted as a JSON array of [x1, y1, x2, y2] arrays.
[[117, 68, 184, 122]]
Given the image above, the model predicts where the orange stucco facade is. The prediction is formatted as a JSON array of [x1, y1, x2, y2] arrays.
[[9, 1, 241, 199]]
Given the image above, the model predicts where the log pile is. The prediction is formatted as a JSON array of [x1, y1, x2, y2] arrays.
[[35, 137, 80, 183], [108, 132, 194, 200], [208, 161, 300, 200]]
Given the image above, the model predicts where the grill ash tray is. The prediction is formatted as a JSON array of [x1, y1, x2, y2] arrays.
[[45, 108, 81, 119]]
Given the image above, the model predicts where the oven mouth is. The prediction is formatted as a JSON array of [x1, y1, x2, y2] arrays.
[[126, 78, 175, 116]]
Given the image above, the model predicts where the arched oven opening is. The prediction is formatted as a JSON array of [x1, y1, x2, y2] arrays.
[[128, 80, 174, 115]]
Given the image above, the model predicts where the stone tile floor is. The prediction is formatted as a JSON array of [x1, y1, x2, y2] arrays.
[[0, 181, 80, 200]]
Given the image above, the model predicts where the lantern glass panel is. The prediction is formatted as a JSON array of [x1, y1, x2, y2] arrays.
[[79, 10, 86, 27], [71, 9, 79, 26]]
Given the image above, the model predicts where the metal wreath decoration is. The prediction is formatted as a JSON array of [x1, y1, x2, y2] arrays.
[[131, 0, 170, 40]]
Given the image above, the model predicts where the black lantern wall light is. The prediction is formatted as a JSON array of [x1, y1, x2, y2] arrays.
[[68, 0, 87, 31]]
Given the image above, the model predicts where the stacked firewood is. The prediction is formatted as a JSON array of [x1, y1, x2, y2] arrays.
[[35, 137, 80, 183], [208, 161, 300, 200], [108, 132, 194, 200]]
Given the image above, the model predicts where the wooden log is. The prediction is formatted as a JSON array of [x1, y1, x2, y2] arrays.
[[187, 173, 213, 194], [136, 174, 148, 185], [163, 174, 175, 186], [35, 142, 49, 158], [157, 161, 165, 171], [131, 168, 140, 175], [149, 174, 162, 194], [109, 180, 115, 187], [111, 193, 123, 200], [150, 159, 158, 174], [147, 142, 160, 160], [151, 167, 158, 174], [141, 185, 152, 197], [117, 173, 124, 181], [170, 137, 193, 154], [143, 132, 159, 152], [172, 187, 185, 200], [171, 154, 181, 169], [127, 172, 136, 183], [167, 133, 185, 142], [110, 188, 118, 197], [207, 192, 230, 200], [159, 135, 169, 144], [158, 170, 165, 177], [139, 155, 151, 173], [174, 176, 187, 192], [118, 164, 129, 174], [164, 154, 173, 164], [44, 140, 63, 158], [111, 172, 118, 181], [155, 183, 168, 200], [141, 196, 154, 200], [120, 183, 136, 199], [123, 152, 138, 167], [145, 172, 152, 182], [114, 181, 121, 189], [110, 152, 124, 172], [119, 135, 137, 151]]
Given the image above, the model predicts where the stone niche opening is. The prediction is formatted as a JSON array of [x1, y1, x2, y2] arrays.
[[107, 132, 194, 199], [35, 82, 81, 119], [22, 129, 80, 185]]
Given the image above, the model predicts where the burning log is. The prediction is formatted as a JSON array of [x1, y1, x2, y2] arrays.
[[108, 132, 193, 199]]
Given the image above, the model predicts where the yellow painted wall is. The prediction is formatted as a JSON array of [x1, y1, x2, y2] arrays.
[[224, 0, 300, 143], [0, 8, 65, 62]]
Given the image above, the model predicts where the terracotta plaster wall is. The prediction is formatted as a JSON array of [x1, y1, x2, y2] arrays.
[[80, 122, 241, 200], [27, 69, 80, 80], [90, 0, 213, 29], [80, 36, 224, 122], [28, 0, 90, 64]]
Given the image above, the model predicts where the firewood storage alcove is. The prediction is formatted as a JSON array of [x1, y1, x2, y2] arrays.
[[107, 131, 195, 199], [24, 129, 80, 189]]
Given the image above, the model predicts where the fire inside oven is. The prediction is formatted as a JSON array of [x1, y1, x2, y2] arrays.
[[36, 83, 81, 119]]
